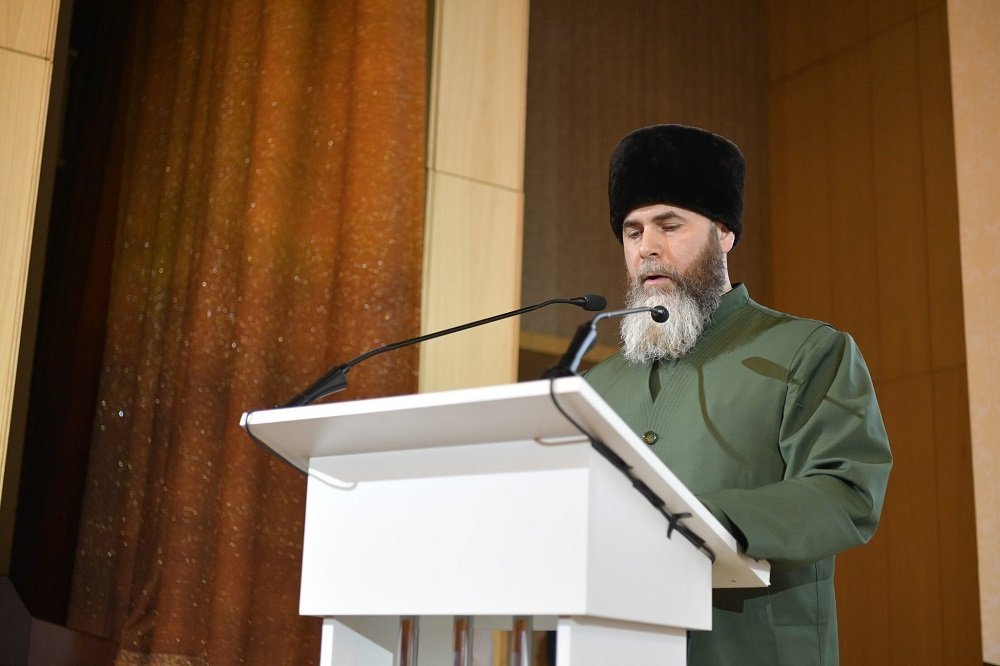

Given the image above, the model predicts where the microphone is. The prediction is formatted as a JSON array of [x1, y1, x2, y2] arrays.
[[544, 305, 668, 378], [283, 294, 607, 407]]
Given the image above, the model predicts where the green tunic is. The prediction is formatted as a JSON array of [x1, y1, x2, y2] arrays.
[[584, 284, 891, 666]]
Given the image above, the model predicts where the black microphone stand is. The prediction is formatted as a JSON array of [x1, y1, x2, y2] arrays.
[[284, 294, 607, 407], [543, 305, 668, 378]]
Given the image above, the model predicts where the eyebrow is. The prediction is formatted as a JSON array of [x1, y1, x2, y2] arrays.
[[623, 210, 683, 225]]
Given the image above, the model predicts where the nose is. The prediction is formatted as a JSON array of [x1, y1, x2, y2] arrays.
[[639, 229, 662, 259]]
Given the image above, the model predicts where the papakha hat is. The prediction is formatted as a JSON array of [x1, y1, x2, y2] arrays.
[[609, 124, 745, 244]]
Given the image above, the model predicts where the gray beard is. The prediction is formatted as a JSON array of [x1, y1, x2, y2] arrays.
[[620, 243, 727, 364]]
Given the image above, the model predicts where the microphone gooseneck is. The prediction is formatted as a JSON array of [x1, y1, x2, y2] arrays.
[[283, 294, 607, 407], [543, 305, 669, 378]]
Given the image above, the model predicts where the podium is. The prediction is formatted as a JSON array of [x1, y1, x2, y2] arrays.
[[241, 377, 769, 665]]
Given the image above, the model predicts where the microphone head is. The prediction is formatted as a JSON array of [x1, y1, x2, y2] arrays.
[[579, 294, 607, 311], [650, 306, 669, 323]]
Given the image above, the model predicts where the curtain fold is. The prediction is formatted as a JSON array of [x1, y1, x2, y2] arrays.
[[67, 1, 427, 663]]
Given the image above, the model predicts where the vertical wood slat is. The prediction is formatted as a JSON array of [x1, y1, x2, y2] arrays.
[[769, 65, 833, 323], [932, 366, 982, 663], [766, 0, 786, 82], [870, 20, 932, 382], [916, 7, 966, 371], [878, 376, 945, 664], [826, 43, 882, 376], [836, 514, 892, 663]]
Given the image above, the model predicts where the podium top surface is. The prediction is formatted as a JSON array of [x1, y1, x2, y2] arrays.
[[242, 377, 769, 589]]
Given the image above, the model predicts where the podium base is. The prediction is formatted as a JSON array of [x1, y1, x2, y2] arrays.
[[319, 615, 687, 666], [555, 616, 685, 666]]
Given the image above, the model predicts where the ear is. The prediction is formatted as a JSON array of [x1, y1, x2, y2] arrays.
[[715, 222, 736, 253]]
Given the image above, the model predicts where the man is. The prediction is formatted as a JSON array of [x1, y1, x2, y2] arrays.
[[584, 124, 892, 665]]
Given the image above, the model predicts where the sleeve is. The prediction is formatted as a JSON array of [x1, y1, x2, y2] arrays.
[[697, 326, 892, 569]]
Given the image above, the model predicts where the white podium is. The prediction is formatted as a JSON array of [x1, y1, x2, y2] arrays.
[[241, 377, 769, 665]]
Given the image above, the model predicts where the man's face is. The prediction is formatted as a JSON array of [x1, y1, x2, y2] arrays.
[[621, 204, 734, 290], [618, 204, 735, 363]]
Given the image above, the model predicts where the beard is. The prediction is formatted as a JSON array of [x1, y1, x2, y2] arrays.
[[620, 237, 728, 364]]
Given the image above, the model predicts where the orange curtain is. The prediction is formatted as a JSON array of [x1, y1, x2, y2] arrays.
[[67, 0, 426, 663]]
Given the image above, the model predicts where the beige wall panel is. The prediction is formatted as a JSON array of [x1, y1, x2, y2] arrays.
[[877, 375, 945, 663], [870, 21, 932, 381], [0, 48, 51, 527], [423, 0, 528, 392], [769, 66, 834, 323], [419, 171, 523, 392], [826, 44, 884, 374], [430, 0, 529, 191], [931, 365, 982, 663], [917, 8, 966, 371], [948, 0, 1000, 659], [0, 0, 58, 57]]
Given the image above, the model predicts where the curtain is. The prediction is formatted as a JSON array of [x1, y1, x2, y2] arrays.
[[67, 0, 426, 663]]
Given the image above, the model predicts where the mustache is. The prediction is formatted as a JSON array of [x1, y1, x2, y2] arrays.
[[636, 260, 682, 284]]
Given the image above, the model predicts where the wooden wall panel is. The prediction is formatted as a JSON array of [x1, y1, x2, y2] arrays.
[[826, 0, 871, 58], [521, 0, 770, 354], [947, 0, 1000, 659], [769, 0, 869, 81], [827, 45, 883, 375], [420, 172, 523, 390], [870, 21, 932, 381], [878, 376, 945, 664], [0, 40, 56, 573], [421, 0, 529, 392], [521, 0, 981, 660], [0, 52, 49, 239], [835, 526, 892, 663], [917, 8, 966, 371], [932, 365, 982, 663], [430, 0, 529, 191], [768, 0, 829, 79], [768, 0, 981, 662], [0, 0, 59, 58], [769, 65, 833, 323], [870, 0, 921, 34]]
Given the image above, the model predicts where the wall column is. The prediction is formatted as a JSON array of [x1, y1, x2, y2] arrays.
[[948, 0, 1000, 661], [420, 0, 530, 392], [0, 0, 62, 574]]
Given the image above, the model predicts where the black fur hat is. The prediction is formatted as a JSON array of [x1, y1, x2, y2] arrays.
[[609, 124, 745, 244]]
